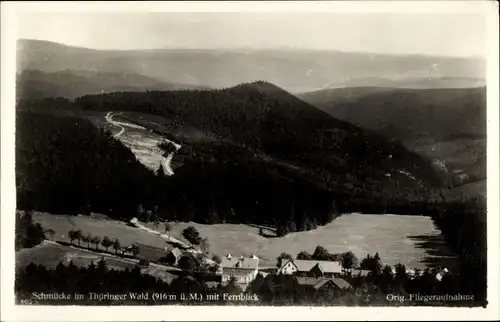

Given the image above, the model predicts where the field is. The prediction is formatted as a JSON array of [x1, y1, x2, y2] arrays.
[[30, 212, 457, 271], [158, 214, 458, 270], [16, 241, 177, 283], [31, 212, 169, 250]]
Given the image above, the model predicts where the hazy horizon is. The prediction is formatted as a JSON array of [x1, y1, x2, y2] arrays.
[[16, 12, 487, 59]]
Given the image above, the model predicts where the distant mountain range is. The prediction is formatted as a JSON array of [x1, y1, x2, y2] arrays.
[[17, 39, 485, 93], [319, 76, 485, 90]]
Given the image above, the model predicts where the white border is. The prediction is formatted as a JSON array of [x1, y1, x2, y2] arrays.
[[1, 1, 499, 321]]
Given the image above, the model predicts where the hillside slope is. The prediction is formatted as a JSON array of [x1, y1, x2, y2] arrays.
[[16, 69, 209, 100], [17, 39, 485, 93], [298, 87, 486, 144], [74, 81, 441, 195], [298, 86, 486, 191]]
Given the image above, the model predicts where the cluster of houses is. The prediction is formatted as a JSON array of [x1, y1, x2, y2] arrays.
[[277, 258, 358, 292], [216, 255, 450, 291], [216, 255, 359, 292], [125, 218, 450, 291]]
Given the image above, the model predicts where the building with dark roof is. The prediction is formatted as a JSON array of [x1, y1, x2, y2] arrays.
[[295, 277, 352, 291], [278, 259, 343, 278]]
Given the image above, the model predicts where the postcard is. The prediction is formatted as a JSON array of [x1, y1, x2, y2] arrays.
[[1, 1, 499, 321]]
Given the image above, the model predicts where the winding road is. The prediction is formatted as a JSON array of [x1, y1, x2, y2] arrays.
[[105, 111, 146, 138], [105, 111, 182, 176]]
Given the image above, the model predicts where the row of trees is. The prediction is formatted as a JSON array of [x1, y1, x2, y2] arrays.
[[67, 229, 140, 257]]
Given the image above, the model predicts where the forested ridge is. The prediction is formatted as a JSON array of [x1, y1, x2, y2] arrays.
[[16, 82, 444, 234], [298, 86, 486, 145], [73, 81, 441, 190]]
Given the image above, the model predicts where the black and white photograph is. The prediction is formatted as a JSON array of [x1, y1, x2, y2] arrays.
[[1, 1, 499, 320]]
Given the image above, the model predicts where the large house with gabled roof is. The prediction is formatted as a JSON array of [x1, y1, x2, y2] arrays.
[[221, 254, 259, 290], [278, 259, 343, 278]]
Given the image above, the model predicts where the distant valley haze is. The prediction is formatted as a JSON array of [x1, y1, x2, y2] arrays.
[[16, 12, 486, 93], [16, 38, 485, 95]]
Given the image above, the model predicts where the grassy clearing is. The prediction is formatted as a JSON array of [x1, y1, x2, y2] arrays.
[[30, 212, 456, 270], [16, 241, 133, 270], [145, 214, 457, 270], [31, 212, 168, 250], [16, 241, 177, 283]]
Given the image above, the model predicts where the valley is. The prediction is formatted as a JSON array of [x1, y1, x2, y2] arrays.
[[298, 86, 487, 199]]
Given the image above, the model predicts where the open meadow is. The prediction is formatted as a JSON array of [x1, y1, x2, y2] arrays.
[[30, 212, 169, 250], [16, 240, 177, 283], [158, 214, 458, 270], [29, 211, 458, 271]]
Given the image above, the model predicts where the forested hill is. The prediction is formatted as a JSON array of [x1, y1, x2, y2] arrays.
[[74, 81, 441, 193]]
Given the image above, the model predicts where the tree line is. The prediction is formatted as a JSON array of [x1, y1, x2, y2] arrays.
[[429, 197, 486, 302]]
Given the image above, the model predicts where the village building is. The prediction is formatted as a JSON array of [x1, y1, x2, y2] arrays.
[[163, 247, 183, 266], [295, 276, 352, 292], [221, 254, 259, 290], [135, 243, 167, 263], [278, 259, 343, 278]]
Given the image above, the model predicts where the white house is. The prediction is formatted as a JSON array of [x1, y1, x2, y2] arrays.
[[221, 254, 259, 290]]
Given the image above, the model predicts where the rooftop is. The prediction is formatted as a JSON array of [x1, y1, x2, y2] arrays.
[[221, 255, 259, 270], [223, 268, 258, 277], [296, 277, 352, 290], [280, 259, 342, 274]]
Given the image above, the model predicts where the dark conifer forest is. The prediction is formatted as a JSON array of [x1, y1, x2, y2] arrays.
[[16, 82, 445, 234]]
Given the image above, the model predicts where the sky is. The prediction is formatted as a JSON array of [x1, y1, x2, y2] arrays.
[[16, 12, 487, 58]]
